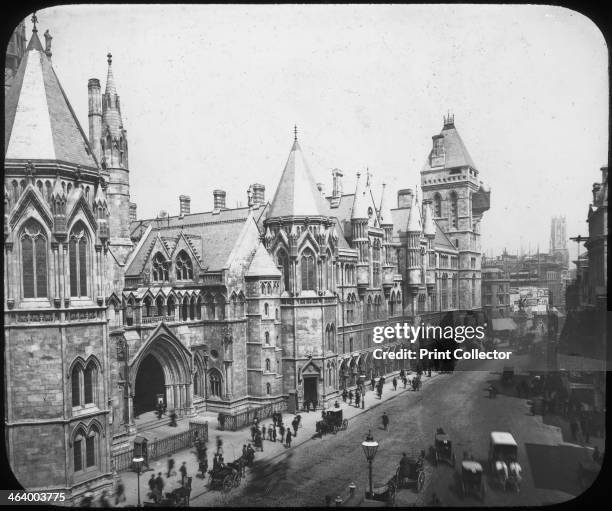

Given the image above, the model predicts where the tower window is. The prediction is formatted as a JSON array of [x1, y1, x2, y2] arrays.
[[433, 193, 442, 218], [450, 192, 458, 229], [21, 219, 48, 298], [300, 249, 316, 291], [69, 225, 89, 298]]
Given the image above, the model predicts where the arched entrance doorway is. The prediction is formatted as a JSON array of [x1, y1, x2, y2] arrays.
[[134, 354, 165, 415]]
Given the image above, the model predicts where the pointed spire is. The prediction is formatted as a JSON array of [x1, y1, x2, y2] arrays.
[[268, 132, 328, 218], [105, 52, 116, 95], [294, 124, 298, 142], [407, 191, 421, 233], [379, 183, 393, 226], [351, 172, 370, 220], [26, 12, 43, 52]]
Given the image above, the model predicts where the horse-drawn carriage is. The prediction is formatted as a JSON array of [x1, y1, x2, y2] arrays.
[[430, 428, 456, 466], [488, 431, 521, 492], [395, 450, 426, 492], [459, 461, 485, 501], [315, 410, 348, 436], [208, 460, 243, 492], [145, 478, 192, 507]]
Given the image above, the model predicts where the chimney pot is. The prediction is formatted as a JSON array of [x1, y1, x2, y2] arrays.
[[251, 183, 265, 206], [179, 195, 191, 216], [397, 188, 413, 208], [332, 169, 343, 198], [213, 189, 227, 210], [129, 202, 137, 222]]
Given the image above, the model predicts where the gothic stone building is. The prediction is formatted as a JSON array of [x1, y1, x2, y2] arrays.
[[3, 23, 490, 499]]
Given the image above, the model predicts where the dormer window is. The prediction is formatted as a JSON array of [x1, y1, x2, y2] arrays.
[[433, 137, 444, 157]]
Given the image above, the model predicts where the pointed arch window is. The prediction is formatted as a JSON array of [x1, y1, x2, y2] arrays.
[[143, 296, 153, 318], [69, 225, 89, 297], [167, 296, 175, 318], [182, 296, 189, 321], [265, 331, 270, 345], [277, 250, 290, 293], [21, 219, 48, 298], [152, 253, 169, 282], [266, 383, 272, 395], [264, 302, 269, 316], [156, 295, 165, 317], [71, 365, 81, 407], [190, 296, 196, 320], [175, 250, 193, 280], [196, 296, 202, 320], [433, 193, 442, 218], [265, 358, 271, 372], [301, 249, 316, 291], [209, 370, 222, 398], [450, 192, 458, 229]]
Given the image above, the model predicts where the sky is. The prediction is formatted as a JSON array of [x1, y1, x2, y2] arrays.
[[17, 4, 608, 257]]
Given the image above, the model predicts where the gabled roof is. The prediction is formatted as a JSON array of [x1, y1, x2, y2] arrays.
[[245, 242, 281, 277], [125, 207, 253, 276], [5, 32, 98, 168], [268, 138, 329, 218], [422, 121, 476, 172]]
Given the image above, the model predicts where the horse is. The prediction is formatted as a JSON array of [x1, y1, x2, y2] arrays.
[[507, 462, 522, 492], [494, 460, 508, 489]]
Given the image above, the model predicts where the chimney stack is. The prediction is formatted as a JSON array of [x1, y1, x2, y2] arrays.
[[129, 202, 137, 222], [332, 169, 343, 198], [251, 183, 265, 206], [213, 189, 226, 210], [397, 188, 413, 208], [87, 78, 102, 163], [179, 195, 191, 216]]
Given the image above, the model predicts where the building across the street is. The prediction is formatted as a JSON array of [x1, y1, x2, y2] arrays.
[[4, 20, 490, 500]]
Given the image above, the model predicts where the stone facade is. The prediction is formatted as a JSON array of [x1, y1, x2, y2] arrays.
[[4, 22, 490, 499]]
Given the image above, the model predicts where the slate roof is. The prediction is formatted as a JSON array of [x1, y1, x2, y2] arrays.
[[422, 122, 477, 172], [5, 31, 98, 168], [125, 207, 252, 276], [390, 207, 457, 251], [268, 139, 329, 218], [245, 242, 281, 277]]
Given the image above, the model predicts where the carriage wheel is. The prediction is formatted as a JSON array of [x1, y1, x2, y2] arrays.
[[388, 483, 396, 504], [342, 419, 348, 430], [222, 474, 233, 493], [417, 471, 425, 492]]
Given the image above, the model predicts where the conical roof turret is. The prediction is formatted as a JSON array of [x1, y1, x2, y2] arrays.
[[268, 129, 328, 219], [407, 189, 421, 233], [378, 183, 393, 226], [351, 172, 370, 220]]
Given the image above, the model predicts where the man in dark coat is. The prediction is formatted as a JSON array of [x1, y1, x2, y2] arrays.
[[382, 412, 389, 431], [155, 472, 164, 495], [292, 417, 299, 437], [179, 461, 188, 486], [167, 457, 175, 478], [148, 474, 156, 494], [371, 377, 376, 391], [286, 429, 293, 447], [279, 423, 285, 444], [348, 390, 353, 405], [393, 377, 398, 390], [261, 424, 267, 441], [354, 390, 360, 408], [342, 389, 348, 403]]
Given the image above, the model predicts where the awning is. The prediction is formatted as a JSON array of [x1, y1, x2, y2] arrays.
[[491, 318, 518, 331]]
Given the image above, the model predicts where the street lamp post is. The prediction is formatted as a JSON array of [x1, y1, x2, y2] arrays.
[[361, 432, 379, 498], [133, 456, 144, 508]]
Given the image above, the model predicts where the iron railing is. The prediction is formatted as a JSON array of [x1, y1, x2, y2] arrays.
[[112, 421, 208, 473], [218, 400, 286, 431]]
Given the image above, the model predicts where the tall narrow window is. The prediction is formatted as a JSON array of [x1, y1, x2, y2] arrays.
[[452, 274, 458, 308], [265, 358, 271, 372], [472, 274, 477, 308], [152, 253, 168, 282], [190, 296, 196, 320], [71, 365, 81, 407], [143, 297, 152, 318], [441, 273, 448, 310], [175, 251, 193, 280], [266, 383, 271, 395], [450, 192, 458, 229], [84, 362, 95, 404], [21, 220, 48, 298], [86, 428, 98, 467], [156, 295, 165, 316], [210, 370, 222, 397], [182, 297, 189, 321], [433, 193, 442, 217], [300, 249, 316, 291], [69, 225, 89, 297], [277, 250, 290, 293], [196, 296, 202, 319], [73, 437, 83, 472]]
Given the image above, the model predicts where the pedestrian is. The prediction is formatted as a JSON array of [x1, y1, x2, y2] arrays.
[[169, 410, 177, 427], [570, 418, 578, 441], [312, 399, 317, 412], [279, 423, 285, 443], [115, 476, 126, 505], [251, 424, 256, 442], [156, 401, 163, 420], [286, 429, 292, 447], [268, 426, 274, 441], [348, 390, 353, 405], [167, 457, 175, 478], [216, 435, 223, 455], [403, 376, 407, 389], [262, 424, 266, 441], [98, 490, 111, 508], [382, 412, 389, 431], [155, 472, 165, 495], [393, 377, 398, 390], [292, 417, 298, 437], [342, 389, 348, 403], [148, 473, 156, 494], [272, 425, 277, 442], [371, 377, 376, 391], [180, 461, 187, 485]]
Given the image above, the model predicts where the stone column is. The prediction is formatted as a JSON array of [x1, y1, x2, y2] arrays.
[[127, 390, 136, 434], [186, 382, 196, 417], [165, 384, 173, 410], [4, 243, 11, 304], [179, 384, 186, 416], [173, 385, 180, 414]]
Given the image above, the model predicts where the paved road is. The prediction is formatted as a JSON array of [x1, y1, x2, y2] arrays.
[[191, 353, 587, 507]]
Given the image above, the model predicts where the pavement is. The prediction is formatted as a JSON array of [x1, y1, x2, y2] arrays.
[[108, 371, 426, 507]]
